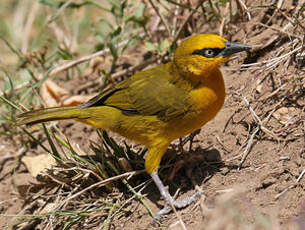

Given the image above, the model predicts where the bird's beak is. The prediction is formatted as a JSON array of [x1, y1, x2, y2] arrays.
[[218, 41, 251, 57]]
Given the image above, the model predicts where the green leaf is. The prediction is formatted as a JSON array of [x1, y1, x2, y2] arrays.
[[125, 2, 147, 24], [38, 0, 62, 8], [135, 2, 146, 19], [57, 47, 73, 60], [111, 26, 122, 38], [108, 42, 118, 60], [145, 41, 157, 51], [160, 39, 170, 52]]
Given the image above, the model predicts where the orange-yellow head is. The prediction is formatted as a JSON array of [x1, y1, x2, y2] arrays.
[[173, 34, 251, 77]]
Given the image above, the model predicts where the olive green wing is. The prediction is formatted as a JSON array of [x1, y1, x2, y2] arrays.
[[81, 66, 189, 121]]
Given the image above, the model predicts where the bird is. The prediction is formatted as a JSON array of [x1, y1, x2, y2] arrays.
[[17, 34, 251, 219]]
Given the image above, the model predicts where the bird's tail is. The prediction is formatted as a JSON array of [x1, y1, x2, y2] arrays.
[[16, 106, 87, 126]]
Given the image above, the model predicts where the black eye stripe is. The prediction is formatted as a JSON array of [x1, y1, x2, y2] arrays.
[[192, 48, 223, 57]]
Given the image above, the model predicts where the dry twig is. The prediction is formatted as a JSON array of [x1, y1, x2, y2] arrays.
[[274, 168, 305, 200], [148, 0, 171, 38], [238, 95, 279, 169], [173, 0, 206, 44]]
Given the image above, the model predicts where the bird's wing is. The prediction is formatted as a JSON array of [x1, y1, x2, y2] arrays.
[[80, 66, 189, 121]]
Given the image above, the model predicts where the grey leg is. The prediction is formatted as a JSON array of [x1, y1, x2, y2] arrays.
[[150, 172, 202, 220]]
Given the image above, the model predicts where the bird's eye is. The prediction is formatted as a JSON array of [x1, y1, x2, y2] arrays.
[[204, 49, 215, 57], [192, 48, 222, 58], [192, 48, 223, 58]]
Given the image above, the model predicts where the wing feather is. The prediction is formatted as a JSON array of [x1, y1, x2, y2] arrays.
[[81, 65, 189, 121]]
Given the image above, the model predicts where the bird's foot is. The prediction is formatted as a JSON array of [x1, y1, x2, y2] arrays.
[[150, 172, 203, 221], [153, 191, 203, 221]]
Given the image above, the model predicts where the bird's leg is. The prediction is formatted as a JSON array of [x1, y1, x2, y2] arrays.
[[150, 172, 202, 220], [179, 129, 201, 152], [188, 129, 201, 151]]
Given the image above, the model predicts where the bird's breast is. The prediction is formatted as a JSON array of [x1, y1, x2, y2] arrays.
[[188, 85, 224, 119], [170, 69, 226, 137]]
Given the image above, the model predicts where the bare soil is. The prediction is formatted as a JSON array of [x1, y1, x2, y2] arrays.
[[1, 63, 304, 229]]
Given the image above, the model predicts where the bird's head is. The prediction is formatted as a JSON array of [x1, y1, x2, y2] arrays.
[[173, 34, 251, 77]]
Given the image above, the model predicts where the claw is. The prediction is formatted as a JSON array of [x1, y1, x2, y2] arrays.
[[153, 191, 202, 221], [150, 172, 202, 221]]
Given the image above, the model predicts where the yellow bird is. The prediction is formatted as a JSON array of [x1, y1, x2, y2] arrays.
[[17, 34, 251, 219]]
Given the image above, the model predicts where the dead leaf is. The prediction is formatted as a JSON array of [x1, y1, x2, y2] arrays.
[[13, 173, 36, 196], [40, 202, 57, 214], [272, 107, 300, 125], [22, 154, 57, 177], [118, 158, 132, 172], [83, 57, 104, 78], [62, 94, 96, 106], [40, 81, 57, 107], [256, 79, 263, 93], [40, 79, 68, 107]]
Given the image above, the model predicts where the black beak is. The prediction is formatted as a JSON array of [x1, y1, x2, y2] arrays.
[[218, 41, 251, 57]]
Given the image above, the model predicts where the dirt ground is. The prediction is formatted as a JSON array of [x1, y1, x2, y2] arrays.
[[0, 0, 304, 229]]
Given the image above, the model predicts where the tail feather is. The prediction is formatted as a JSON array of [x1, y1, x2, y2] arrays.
[[17, 106, 87, 126]]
